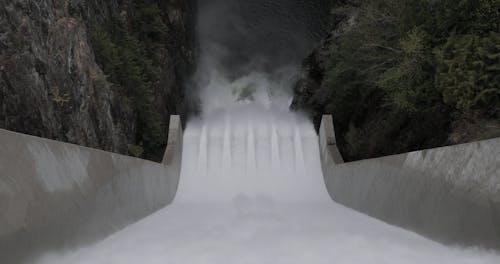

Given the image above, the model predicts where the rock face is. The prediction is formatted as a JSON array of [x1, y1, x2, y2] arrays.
[[291, 13, 352, 130], [291, 38, 331, 129], [0, 0, 194, 159]]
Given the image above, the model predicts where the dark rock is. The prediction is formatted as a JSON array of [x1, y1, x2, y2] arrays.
[[291, 12, 353, 130], [0, 0, 195, 159]]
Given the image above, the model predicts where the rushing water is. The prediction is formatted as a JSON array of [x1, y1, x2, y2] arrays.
[[37, 83, 500, 264], [36, 0, 500, 263], [176, 103, 329, 205]]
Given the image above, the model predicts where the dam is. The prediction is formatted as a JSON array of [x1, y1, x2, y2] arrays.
[[33, 98, 500, 264], [1, 0, 500, 263]]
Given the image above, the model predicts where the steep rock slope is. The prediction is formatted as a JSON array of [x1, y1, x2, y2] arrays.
[[0, 0, 194, 160]]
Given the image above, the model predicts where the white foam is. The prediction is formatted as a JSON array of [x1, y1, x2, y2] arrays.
[[36, 99, 500, 264]]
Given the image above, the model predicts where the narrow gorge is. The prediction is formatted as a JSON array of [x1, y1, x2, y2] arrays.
[[0, 1, 499, 263]]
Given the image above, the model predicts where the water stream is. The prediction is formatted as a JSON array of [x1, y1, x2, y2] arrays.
[[37, 95, 500, 264], [35, 1, 500, 263]]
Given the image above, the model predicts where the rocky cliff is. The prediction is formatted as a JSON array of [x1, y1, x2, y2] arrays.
[[0, 0, 194, 161]]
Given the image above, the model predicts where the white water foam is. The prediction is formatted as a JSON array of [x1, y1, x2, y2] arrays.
[[36, 94, 500, 264], [175, 104, 330, 205]]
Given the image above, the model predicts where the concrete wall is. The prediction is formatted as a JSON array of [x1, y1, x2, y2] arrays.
[[319, 115, 500, 249], [0, 116, 183, 263]]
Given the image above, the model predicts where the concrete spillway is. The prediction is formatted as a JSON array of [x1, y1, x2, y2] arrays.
[[35, 104, 500, 264], [2, 0, 499, 262]]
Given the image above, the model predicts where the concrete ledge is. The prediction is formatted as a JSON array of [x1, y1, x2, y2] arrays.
[[0, 116, 183, 263], [319, 115, 500, 249]]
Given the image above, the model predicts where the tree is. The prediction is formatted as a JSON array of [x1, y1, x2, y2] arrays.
[[435, 32, 500, 112]]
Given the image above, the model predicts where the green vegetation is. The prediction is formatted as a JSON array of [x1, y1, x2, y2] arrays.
[[128, 144, 145, 158], [435, 32, 500, 111], [319, 0, 500, 160], [89, 0, 169, 159]]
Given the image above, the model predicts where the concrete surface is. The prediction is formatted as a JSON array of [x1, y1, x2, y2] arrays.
[[319, 115, 500, 250], [0, 116, 183, 263]]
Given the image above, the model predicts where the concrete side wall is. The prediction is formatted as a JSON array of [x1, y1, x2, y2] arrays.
[[0, 116, 183, 263], [319, 115, 500, 249]]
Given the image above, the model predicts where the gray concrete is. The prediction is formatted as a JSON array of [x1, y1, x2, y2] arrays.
[[0, 116, 183, 263], [319, 115, 500, 249]]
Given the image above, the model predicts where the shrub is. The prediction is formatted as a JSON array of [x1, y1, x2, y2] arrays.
[[128, 144, 145, 158], [89, 1, 169, 159], [435, 32, 500, 111]]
